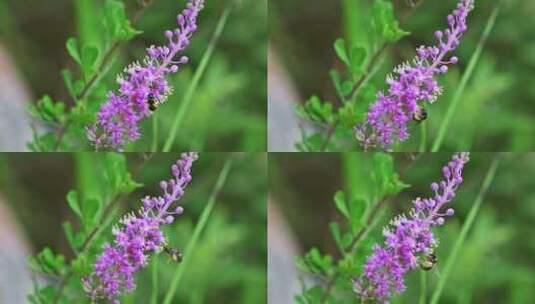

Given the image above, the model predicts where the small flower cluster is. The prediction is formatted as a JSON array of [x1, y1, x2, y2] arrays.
[[353, 152, 469, 303], [83, 152, 199, 303], [355, 0, 474, 150], [87, 0, 205, 150]]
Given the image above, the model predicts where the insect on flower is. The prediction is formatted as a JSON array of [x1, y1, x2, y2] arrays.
[[419, 252, 438, 271], [353, 152, 469, 303], [86, 0, 205, 151], [163, 246, 184, 263], [83, 152, 198, 304], [412, 106, 428, 123], [147, 93, 159, 112], [355, 0, 475, 151]]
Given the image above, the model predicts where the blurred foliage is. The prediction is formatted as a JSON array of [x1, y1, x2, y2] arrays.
[[0, 152, 267, 303], [270, 0, 533, 151], [269, 152, 535, 303], [0, 0, 266, 151]]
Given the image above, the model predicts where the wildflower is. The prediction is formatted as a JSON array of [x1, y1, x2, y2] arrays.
[[355, 0, 474, 150], [86, 0, 205, 150], [83, 152, 198, 303], [353, 152, 470, 303]]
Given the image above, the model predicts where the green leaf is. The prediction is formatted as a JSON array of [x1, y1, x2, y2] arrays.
[[27, 131, 59, 152], [349, 198, 367, 233], [104, 0, 142, 41], [62, 222, 85, 253], [296, 286, 325, 303], [372, 0, 410, 43], [81, 45, 99, 77], [296, 133, 325, 152], [294, 96, 334, 124], [28, 286, 57, 304], [28, 95, 66, 123], [341, 80, 353, 96], [349, 46, 367, 77], [66, 37, 82, 65], [66, 190, 82, 219], [337, 102, 359, 128], [372, 153, 410, 197], [329, 222, 343, 252], [334, 191, 350, 218], [61, 69, 77, 100], [28, 247, 65, 276], [298, 248, 334, 276], [334, 38, 350, 66], [354, 83, 377, 121], [81, 198, 101, 230], [330, 69, 344, 100], [104, 153, 143, 195], [341, 232, 353, 249]]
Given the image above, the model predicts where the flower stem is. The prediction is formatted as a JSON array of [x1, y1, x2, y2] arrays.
[[162, 157, 234, 304], [419, 270, 427, 304], [429, 154, 501, 304], [431, 3, 501, 152], [162, 5, 233, 152], [419, 121, 427, 152], [151, 256, 159, 304], [151, 113, 159, 152]]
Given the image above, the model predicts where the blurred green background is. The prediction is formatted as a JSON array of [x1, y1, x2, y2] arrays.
[[0, 0, 267, 151], [269, 152, 535, 303], [0, 152, 267, 303], [269, 0, 535, 151]]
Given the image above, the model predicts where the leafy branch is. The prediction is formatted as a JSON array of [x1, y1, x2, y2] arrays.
[[29, 0, 152, 152], [29, 153, 151, 304], [312, 0, 425, 152], [296, 153, 419, 303]]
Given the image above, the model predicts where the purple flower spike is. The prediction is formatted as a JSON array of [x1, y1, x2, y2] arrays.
[[355, 0, 474, 151], [353, 153, 469, 303], [87, 0, 205, 151], [83, 152, 199, 303]]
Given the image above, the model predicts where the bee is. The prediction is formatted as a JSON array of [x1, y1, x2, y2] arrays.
[[412, 106, 428, 123], [147, 93, 159, 112], [420, 253, 437, 271], [163, 246, 183, 264]]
